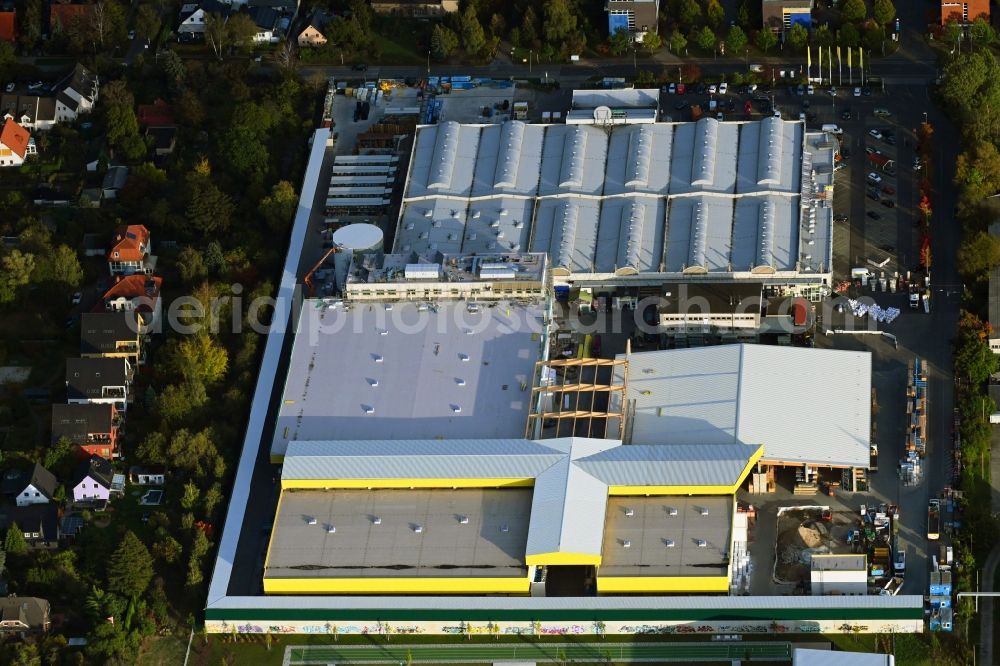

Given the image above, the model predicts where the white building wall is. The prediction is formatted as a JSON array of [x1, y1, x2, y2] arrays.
[[811, 569, 867, 596]]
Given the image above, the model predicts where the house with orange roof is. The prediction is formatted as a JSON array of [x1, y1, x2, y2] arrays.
[[94, 274, 163, 331], [0, 119, 36, 168], [107, 224, 155, 276], [0, 9, 16, 43]]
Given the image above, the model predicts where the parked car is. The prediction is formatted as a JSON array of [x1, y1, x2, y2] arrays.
[[868, 129, 883, 140], [677, 83, 686, 94], [128, 29, 136, 40], [884, 135, 896, 145], [867, 189, 880, 201], [807, 84, 815, 95], [862, 88, 872, 96], [27, 81, 43, 91], [881, 199, 896, 208], [841, 108, 852, 120], [865, 147, 881, 155], [867, 211, 882, 220], [834, 214, 849, 223], [796, 84, 805, 95], [718, 82, 728, 94], [71, 292, 82, 305], [708, 84, 717, 94], [912, 157, 923, 170], [867, 172, 882, 184], [667, 83, 676, 94], [881, 185, 896, 195], [873, 107, 891, 117], [828, 87, 836, 96], [4, 82, 13, 92], [853, 87, 862, 97]]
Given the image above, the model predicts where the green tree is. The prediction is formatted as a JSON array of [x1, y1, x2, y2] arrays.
[[489, 13, 506, 37], [956, 141, 1000, 202], [152, 536, 183, 564], [219, 126, 269, 177], [543, 0, 577, 48], [260, 181, 297, 233], [521, 6, 539, 45], [786, 22, 808, 50], [167, 428, 222, 479], [176, 246, 208, 284], [135, 4, 161, 41], [0, 42, 14, 82], [185, 175, 235, 233], [107, 531, 154, 598], [169, 333, 229, 385], [669, 29, 688, 53], [642, 31, 662, 50], [840, 0, 867, 22], [726, 25, 748, 52], [958, 231, 1000, 280], [431, 24, 459, 60], [872, 0, 895, 25], [44, 437, 76, 475], [969, 17, 995, 47], [0, 250, 35, 304], [839, 22, 860, 47], [678, 0, 702, 27], [955, 311, 998, 386], [4, 523, 27, 555], [696, 25, 717, 51], [754, 28, 777, 53], [863, 24, 885, 51], [33, 244, 83, 289], [460, 5, 486, 54], [227, 13, 257, 51], [100, 80, 142, 156], [736, 0, 750, 27], [9, 641, 41, 666], [180, 481, 199, 511], [943, 19, 962, 47], [202, 483, 224, 517], [158, 380, 208, 424], [705, 0, 725, 29], [20, 0, 42, 48], [609, 27, 631, 56], [136, 431, 167, 465], [812, 24, 834, 47]]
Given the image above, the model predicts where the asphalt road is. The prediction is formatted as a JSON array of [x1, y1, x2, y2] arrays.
[[286, 641, 793, 664]]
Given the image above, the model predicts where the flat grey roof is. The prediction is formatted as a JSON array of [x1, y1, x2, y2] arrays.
[[619, 345, 871, 468], [272, 300, 544, 457], [266, 488, 532, 579], [394, 119, 833, 279], [600, 496, 732, 578]]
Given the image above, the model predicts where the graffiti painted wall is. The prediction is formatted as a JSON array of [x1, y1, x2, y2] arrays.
[[205, 617, 923, 635]]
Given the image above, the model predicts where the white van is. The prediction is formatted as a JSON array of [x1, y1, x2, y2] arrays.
[[822, 124, 844, 135]]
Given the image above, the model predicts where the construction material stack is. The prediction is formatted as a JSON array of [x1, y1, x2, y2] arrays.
[[900, 357, 926, 485]]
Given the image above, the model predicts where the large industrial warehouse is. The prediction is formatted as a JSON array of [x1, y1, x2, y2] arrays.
[[393, 117, 835, 291], [203, 124, 923, 637]]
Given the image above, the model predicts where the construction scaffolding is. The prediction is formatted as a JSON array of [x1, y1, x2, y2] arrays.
[[526, 357, 629, 440]]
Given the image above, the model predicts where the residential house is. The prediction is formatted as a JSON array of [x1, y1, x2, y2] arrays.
[[297, 9, 332, 47], [941, 0, 989, 24], [0, 597, 51, 636], [107, 224, 154, 276], [54, 63, 99, 122], [1, 504, 61, 548], [761, 0, 813, 35], [605, 0, 659, 41], [83, 233, 106, 258], [80, 311, 144, 365], [248, 6, 279, 43], [101, 165, 129, 200], [65, 357, 132, 412], [147, 126, 177, 156], [129, 466, 166, 485], [370, 0, 458, 15], [0, 10, 16, 43], [137, 99, 175, 128], [0, 96, 58, 131], [2, 464, 57, 507], [95, 275, 163, 331], [177, 0, 232, 35], [49, 4, 92, 37], [71, 456, 113, 504], [50, 403, 119, 460], [0, 119, 36, 168]]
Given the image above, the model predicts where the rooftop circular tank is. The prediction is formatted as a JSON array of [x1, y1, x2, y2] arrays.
[[332, 223, 383, 252]]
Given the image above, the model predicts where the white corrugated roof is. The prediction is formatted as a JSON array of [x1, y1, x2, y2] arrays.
[[792, 648, 894, 666], [622, 345, 871, 468]]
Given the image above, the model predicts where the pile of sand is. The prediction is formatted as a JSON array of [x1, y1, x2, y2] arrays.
[[798, 524, 822, 548]]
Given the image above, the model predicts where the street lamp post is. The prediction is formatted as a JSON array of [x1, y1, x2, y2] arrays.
[[529, 49, 533, 73], [426, 50, 430, 76]]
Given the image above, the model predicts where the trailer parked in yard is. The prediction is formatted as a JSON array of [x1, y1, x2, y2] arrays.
[[927, 499, 941, 541]]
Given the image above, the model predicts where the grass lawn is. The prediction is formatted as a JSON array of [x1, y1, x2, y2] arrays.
[[372, 18, 429, 66], [137, 635, 189, 666]]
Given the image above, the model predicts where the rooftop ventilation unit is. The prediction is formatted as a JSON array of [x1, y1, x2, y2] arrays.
[[373, 354, 383, 363], [459, 516, 469, 524], [414, 525, 423, 533], [664, 539, 675, 548], [455, 378, 466, 386], [699, 507, 709, 516], [623, 540, 631, 548], [369, 378, 378, 387], [500, 524, 509, 533], [307, 517, 317, 525], [696, 539, 707, 547], [625, 507, 635, 517], [423, 209, 433, 218], [363, 405, 375, 414], [451, 404, 462, 413], [459, 353, 470, 362], [373, 516, 382, 525], [667, 507, 678, 516], [327, 526, 336, 534]]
